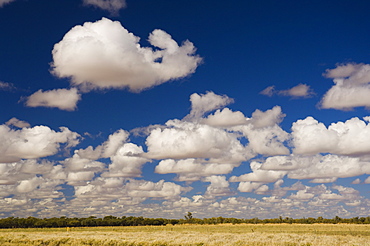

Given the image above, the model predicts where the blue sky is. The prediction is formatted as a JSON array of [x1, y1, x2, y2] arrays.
[[1, 0, 370, 219]]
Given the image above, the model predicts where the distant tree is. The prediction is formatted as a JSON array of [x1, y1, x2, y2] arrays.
[[184, 212, 193, 221]]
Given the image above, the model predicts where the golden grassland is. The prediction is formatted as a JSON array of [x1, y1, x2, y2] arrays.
[[0, 223, 369, 246]]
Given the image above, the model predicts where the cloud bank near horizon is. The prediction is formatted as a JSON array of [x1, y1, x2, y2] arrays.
[[2, 91, 370, 218]]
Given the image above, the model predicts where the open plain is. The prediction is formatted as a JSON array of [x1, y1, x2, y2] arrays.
[[0, 224, 369, 246]]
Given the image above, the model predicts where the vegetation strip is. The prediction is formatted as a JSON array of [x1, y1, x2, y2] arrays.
[[0, 214, 370, 228]]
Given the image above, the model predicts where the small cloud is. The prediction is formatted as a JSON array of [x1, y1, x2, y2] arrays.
[[0, 81, 15, 91], [25, 88, 81, 111], [364, 176, 370, 184], [187, 91, 234, 119], [82, 0, 126, 15], [351, 178, 361, 184], [278, 84, 315, 98], [0, 0, 16, 7], [260, 86, 275, 97], [5, 117, 30, 128], [260, 84, 314, 99]]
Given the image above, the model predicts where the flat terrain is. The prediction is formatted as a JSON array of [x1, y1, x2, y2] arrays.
[[0, 224, 369, 245]]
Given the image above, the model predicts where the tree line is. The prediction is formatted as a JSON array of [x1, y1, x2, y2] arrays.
[[0, 214, 370, 228]]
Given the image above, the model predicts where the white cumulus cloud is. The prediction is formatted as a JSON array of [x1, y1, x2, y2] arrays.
[[155, 158, 238, 182], [0, 124, 80, 163], [145, 119, 247, 163], [320, 63, 370, 110], [263, 154, 370, 181], [103, 143, 149, 178], [187, 91, 233, 119], [51, 18, 202, 92], [201, 108, 247, 127], [292, 116, 370, 156]]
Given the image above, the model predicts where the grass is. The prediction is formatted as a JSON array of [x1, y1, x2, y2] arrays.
[[0, 224, 369, 245]]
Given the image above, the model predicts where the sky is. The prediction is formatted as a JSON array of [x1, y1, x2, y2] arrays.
[[1, 0, 370, 219]]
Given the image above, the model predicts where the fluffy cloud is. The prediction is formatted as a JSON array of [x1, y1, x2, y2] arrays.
[[3, 90, 370, 218], [155, 158, 238, 182], [83, 0, 126, 15], [292, 116, 370, 156], [0, 124, 80, 162], [264, 154, 370, 181], [260, 84, 314, 98], [0, 160, 53, 186], [62, 154, 105, 186], [100, 129, 129, 158], [76, 129, 129, 160], [103, 143, 149, 178], [230, 161, 287, 183], [51, 18, 202, 92], [248, 106, 285, 128], [203, 176, 232, 198], [187, 91, 233, 119], [25, 88, 81, 111], [320, 63, 370, 110], [0, 0, 15, 7], [201, 108, 247, 127], [229, 106, 289, 156], [237, 182, 265, 193], [234, 124, 289, 156], [126, 179, 186, 199], [145, 119, 247, 162]]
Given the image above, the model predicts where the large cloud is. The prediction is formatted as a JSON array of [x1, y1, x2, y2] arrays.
[[320, 63, 370, 110], [145, 119, 248, 162], [155, 158, 239, 182], [83, 0, 126, 15], [25, 88, 81, 111], [51, 18, 202, 92], [292, 116, 370, 156], [261, 154, 370, 182], [103, 143, 149, 178], [0, 124, 80, 162]]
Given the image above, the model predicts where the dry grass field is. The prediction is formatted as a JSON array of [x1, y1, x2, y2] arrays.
[[0, 224, 369, 246]]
